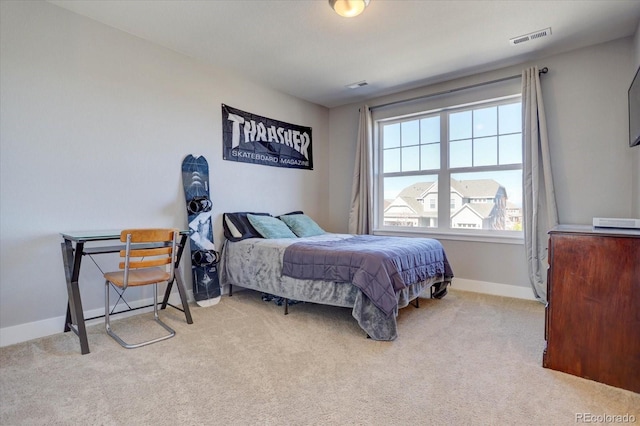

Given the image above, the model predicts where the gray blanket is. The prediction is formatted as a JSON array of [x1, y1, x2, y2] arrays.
[[282, 235, 454, 317]]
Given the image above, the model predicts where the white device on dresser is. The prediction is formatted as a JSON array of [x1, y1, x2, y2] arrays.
[[592, 217, 640, 229]]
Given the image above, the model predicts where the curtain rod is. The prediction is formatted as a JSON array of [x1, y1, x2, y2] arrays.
[[370, 67, 548, 112]]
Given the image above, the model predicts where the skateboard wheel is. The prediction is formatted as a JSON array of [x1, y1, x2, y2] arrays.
[[192, 250, 219, 266], [187, 196, 212, 214]]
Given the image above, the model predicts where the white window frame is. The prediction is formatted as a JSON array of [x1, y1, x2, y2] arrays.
[[373, 94, 524, 245]]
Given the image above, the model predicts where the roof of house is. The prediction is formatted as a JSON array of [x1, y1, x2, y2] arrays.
[[385, 178, 507, 218], [450, 179, 504, 199], [397, 181, 435, 199], [451, 202, 496, 220]]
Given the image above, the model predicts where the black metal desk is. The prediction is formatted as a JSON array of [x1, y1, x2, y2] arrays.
[[60, 230, 193, 355]]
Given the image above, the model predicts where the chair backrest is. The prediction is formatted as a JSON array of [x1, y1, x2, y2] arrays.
[[119, 228, 178, 288]]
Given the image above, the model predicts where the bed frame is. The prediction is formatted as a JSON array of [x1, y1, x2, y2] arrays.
[[226, 279, 450, 315]]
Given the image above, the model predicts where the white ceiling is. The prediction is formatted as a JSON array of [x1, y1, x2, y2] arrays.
[[49, 0, 640, 108]]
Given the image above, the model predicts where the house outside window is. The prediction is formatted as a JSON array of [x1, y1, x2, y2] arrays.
[[377, 94, 523, 238]]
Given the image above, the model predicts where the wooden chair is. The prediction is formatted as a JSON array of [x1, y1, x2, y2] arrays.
[[103, 228, 179, 349]]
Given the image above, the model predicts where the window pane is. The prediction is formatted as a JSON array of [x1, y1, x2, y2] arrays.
[[384, 148, 400, 173], [402, 146, 420, 171], [420, 116, 440, 144], [473, 137, 497, 167], [383, 175, 438, 228], [401, 120, 419, 146], [449, 111, 472, 140], [420, 143, 440, 170], [451, 170, 522, 231], [473, 107, 497, 137], [383, 123, 400, 148], [449, 139, 472, 168], [499, 134, 522, 165], [499, 103, 522, 134]]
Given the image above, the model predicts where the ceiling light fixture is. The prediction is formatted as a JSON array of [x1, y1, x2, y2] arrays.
[[329, 0, 370, 18]]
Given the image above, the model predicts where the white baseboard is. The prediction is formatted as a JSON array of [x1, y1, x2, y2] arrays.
[[0, 292, 189, 348], [451, 278, 537, 301], [1, 281, 534, 347]]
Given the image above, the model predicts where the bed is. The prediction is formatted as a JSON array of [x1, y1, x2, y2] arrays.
[[219, 212, 454, 341]]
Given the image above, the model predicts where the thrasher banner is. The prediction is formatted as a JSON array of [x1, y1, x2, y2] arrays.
[[222, 104, 313, 170]]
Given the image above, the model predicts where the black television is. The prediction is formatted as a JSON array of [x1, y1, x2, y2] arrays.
[[630, 66, 640, 147]]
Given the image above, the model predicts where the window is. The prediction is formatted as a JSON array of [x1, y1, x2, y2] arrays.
[[377, 95, 523, 237]]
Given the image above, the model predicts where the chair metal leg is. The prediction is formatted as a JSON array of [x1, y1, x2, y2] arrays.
[[105, 279, 110, 331], [151, 283, 176, 340], [105, 281, 176, 349]]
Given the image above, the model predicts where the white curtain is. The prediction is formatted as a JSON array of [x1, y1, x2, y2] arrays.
[[348, 105, 373, 234], [522, 67, 558, 303]]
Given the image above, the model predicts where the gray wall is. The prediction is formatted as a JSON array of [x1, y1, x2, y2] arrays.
[[0, 1, 329, 337], [329, 37, 637, 289], [634, 21, 640, 217]]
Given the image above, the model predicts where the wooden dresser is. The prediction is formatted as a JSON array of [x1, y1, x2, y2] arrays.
[[544, 225, 640, 393]]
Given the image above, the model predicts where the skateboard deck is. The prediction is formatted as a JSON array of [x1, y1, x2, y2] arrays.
[[181, 155, 221, 307]]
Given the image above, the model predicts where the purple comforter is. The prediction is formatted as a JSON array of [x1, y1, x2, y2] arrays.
[[282, 235, 453, 317]]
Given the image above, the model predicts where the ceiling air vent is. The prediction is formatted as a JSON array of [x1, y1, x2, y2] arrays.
[[346, 81, 368, 89], [510, 27, 552, 46]]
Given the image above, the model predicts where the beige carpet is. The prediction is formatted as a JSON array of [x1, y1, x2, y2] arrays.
[[1, 289, 638, 425]]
